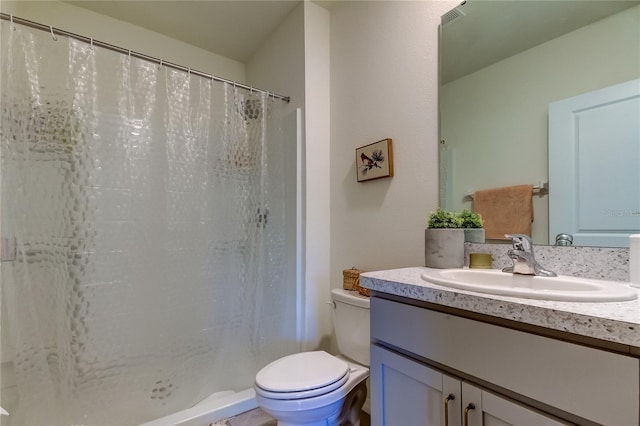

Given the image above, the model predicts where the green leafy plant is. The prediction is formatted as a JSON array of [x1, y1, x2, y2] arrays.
[[459, 209, 483, 228], [427, 209, 483, 229], [427, 209, 463, 229]]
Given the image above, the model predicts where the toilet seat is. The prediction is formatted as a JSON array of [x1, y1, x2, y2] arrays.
[[255, 372, 349, 400], [255, 361, 369, 421], [255, 351, 350, 400]]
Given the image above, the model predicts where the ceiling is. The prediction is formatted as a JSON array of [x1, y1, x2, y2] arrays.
[[66, 1, 302, 62], [66, 1, 639, 75], [441, 0, 640, 83]]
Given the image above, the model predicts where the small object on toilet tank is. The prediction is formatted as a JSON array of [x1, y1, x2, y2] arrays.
[[342, 268, 362, 291]]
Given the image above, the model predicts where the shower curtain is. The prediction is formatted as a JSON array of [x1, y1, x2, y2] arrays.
[[0, 20, 297, 425]]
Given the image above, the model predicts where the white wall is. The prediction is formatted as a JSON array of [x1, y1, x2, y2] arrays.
[[301, 2, 331, 351], [249, 0, 455, 352], [0, 1, 245, 82], [246, 3, 307, 353], [246, 4, 305, 106], [247, 2, 332, 351], [329, 1, 457, 290], [441, 5, 640, 244]]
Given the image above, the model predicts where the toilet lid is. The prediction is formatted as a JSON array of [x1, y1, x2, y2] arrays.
[[255, 351, 350, 398]]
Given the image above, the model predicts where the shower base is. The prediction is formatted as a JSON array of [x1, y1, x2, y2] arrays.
[[140, 389, 258, 426]]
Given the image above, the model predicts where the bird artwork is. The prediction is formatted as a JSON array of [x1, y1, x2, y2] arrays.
[[359, 149, 385, 175], [355, 139, 393, 182]]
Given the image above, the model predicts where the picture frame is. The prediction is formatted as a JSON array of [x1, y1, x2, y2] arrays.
[[355, 138, 394, 182]]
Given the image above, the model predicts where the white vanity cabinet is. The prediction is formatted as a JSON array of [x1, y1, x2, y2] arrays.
[[371, 344, 460, 426], [370, 296, 640, 426], [371, 345, 563, 426]]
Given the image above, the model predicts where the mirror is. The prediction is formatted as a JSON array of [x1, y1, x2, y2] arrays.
[[439, 0, 640, 247]]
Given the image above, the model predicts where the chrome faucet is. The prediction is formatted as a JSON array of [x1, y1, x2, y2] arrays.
[[502, 234, 557, 277]]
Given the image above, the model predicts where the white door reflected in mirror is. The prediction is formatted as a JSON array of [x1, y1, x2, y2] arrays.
[[549, 79, 640, 247]]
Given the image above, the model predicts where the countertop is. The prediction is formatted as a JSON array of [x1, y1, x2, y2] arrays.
[[360, 267, 640, 349]]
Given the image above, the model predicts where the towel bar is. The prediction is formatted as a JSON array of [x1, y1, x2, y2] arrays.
[[464, 182, 548, 199]]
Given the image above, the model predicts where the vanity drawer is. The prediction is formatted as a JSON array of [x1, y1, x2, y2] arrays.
[[371, 297, 640, 425]]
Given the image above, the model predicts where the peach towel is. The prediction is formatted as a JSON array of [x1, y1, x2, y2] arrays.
[[473, 184, 534, 240]]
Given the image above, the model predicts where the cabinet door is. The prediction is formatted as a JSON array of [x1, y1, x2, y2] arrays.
[[370, 345, 461, 426], [461, 382, 565, 426]]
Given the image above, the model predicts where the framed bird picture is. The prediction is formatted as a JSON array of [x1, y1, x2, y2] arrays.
[[355, 138, 394, 182]]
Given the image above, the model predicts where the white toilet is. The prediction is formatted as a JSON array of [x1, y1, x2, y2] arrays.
[[254, 288, 370, 426]]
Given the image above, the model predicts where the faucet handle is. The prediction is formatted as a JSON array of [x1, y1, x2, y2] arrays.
[[504, 234, 533, 252]]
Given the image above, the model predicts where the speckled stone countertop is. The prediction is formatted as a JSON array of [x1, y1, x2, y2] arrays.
[[360, 267, 640, 348]]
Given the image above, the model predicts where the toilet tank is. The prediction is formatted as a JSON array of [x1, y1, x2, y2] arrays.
[[331, 288, 370, 366]]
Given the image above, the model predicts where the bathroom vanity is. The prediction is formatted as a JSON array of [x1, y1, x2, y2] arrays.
[[361, 267, 640, 426]]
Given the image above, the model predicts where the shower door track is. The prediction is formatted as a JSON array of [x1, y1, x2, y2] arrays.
[[0, 12, 291, 103]]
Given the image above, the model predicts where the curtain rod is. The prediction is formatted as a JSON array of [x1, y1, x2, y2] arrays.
[[0, 13, 291, 103]]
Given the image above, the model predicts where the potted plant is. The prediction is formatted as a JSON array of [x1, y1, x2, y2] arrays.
[[425, 209, 484, 269], [459, 209, 485, 243]]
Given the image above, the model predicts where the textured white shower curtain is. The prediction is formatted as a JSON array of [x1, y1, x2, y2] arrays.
[[0, 20, 297, 425]]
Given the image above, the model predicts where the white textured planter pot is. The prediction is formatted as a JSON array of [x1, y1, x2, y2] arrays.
[[464, 228, 485, 243], [424, 229, 465, 269]]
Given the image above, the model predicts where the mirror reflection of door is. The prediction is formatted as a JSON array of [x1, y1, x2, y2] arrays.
[[549, 79, 640, 247]]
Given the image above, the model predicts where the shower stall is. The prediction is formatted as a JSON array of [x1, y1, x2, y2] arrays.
[[0, 16, 300, 425]]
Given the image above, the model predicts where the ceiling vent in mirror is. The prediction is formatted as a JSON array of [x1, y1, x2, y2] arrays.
[[442, 6, 466, 26]]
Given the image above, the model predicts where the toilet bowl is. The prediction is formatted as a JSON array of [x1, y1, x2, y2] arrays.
[[254, 289, 370, 426]]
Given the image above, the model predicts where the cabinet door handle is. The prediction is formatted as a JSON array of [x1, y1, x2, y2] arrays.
[[443, 394, 455, 426], [463, 403, 476, 426]]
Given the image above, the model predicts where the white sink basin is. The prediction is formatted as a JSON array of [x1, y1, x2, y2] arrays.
[[420, 268, 638, 302]]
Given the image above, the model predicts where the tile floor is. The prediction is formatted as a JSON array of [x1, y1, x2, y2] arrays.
[[223, 408, 276, 426], [214, 408, 371, 426]]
